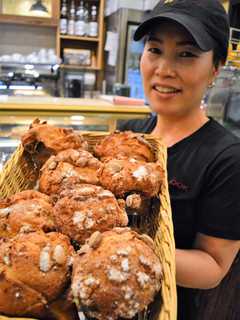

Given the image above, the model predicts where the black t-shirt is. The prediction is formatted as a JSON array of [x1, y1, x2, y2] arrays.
[[117, 116, 240, 319]]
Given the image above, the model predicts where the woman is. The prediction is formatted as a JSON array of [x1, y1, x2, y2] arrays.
[[118, 0, 240, 319]]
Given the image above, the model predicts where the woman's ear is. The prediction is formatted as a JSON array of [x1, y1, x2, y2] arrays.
[[208, 65, 219, 88], [213, 68, 219, 78], [209, 63, 222, 85], [214, 58, 226, 75], [212, 63, 222, 77]]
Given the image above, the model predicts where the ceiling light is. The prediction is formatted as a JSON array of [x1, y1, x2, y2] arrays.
[[30, 0, 48, 13]]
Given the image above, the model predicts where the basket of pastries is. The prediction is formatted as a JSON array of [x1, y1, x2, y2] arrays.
[[0, 119, 177, 320]]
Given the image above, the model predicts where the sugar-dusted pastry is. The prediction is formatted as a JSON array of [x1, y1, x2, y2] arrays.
[[0, 231, 74, 318], [72, 228, 162, 320], [39, 149, 102, 196], [125, 193, 151, 216], [21, 118, 88, 167], [0, 190, 55, 238], [94, 131, 155, 162], [98, 158, 164, 198], [53, 184, 128, 244]]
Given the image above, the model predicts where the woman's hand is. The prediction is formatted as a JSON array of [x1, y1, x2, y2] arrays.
[[176, 233, 240, 289]]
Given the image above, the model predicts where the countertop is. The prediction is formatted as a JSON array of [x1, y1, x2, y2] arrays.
[[0, 96, 150, 115]]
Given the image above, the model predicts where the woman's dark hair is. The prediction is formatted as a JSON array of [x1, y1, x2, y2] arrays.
[[213, 46, 225, 68]]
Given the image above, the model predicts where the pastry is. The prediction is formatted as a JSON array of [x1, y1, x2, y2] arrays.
[[21, 119, 88, 168], [53, 184, 128, 244], [72, 228, 162, 319], [98, 158, 164, 198], [94, 131, 155, 162], [0, 190, 55, 238], [39, 149, 102, 196], [0, 231, 74, 318]]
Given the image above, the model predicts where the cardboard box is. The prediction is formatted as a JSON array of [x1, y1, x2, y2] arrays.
[[63, 49, 92, 66]]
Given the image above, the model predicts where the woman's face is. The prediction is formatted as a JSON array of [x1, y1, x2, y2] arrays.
[[140, 21, 218, 118]]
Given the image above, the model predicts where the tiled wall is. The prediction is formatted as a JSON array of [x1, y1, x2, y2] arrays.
[[0, 23, 56, 56]]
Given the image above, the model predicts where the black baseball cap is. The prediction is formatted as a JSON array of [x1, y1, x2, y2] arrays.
[[134, 0, 229, 62]]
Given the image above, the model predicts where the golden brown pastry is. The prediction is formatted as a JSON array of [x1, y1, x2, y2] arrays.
[[98, 158, 164, 198], [94, 131, 155, 162], [53, 184, 128, 244], [125, 193, 151, 216], [0, 231, 74, 318], [21, 118, 88, 167], [39, 149, 102, 196], [0, 190, 55, 238], [71, 228, 162, 320]]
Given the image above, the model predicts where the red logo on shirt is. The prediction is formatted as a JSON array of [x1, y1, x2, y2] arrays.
[[169, 178, 189, 191]]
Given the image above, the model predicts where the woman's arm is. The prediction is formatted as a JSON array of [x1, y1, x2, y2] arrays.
[[176, 232, 240, 289]]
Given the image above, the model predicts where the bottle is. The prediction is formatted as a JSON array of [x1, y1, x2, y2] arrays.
[[89, 5, 98, 37], [68, 0, 76, 35], [84, 2, 89, 36], [60, 0, 68, 35], [75, 1, 85, 36]]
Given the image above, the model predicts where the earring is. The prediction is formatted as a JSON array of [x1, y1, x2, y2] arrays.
[[208, 81, 215, 89]]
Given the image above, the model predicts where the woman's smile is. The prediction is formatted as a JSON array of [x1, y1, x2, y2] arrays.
[[153, 84, 182, 99]]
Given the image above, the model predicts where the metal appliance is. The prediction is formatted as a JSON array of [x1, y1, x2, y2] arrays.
[[0, 62, 60, 97], [105, 8, 145, 99], [64, 74, 84, 98]]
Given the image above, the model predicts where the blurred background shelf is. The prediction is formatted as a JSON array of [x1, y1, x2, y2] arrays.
[[60, 35, 99, 42]]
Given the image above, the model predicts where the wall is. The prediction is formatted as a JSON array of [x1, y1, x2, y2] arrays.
[[105, 0, 230, 16], [0, 24, 56, 56], [144, 0, 230, 11], [143, 0, 159, 11], [105, 0, 145, 16]]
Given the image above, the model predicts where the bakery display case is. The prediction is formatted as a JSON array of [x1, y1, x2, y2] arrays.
[[0, 96, 151, 168]]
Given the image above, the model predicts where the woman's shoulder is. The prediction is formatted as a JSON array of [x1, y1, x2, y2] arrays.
[[196, 119, 240, 178], [117, 115, 157, 134], [206, 118, 240, 158]]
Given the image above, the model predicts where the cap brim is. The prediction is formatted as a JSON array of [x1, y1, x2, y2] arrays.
[[134, 12, 213, 51]]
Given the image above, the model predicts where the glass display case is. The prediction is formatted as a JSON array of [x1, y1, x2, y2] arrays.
[[0, 96, 151, 168], [206, 66, 240, 138]]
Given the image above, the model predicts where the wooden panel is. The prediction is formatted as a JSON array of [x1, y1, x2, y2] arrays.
[[52, 0, 60, 20], [60, 64, 100, 71], [0, 14, 58, 27], [97, 0, 105, 70], [60, 35, 99, 42], [0, 0, 60, 26]]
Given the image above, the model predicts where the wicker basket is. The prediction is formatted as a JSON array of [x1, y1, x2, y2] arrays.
[[0, 132, 177, 320]]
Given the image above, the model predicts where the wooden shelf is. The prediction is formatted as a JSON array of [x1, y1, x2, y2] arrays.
[[60, 64, 100, 71], [0, 14, 58, 27], [56, 0, 105, 73], [60, 35, 99, 42]]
